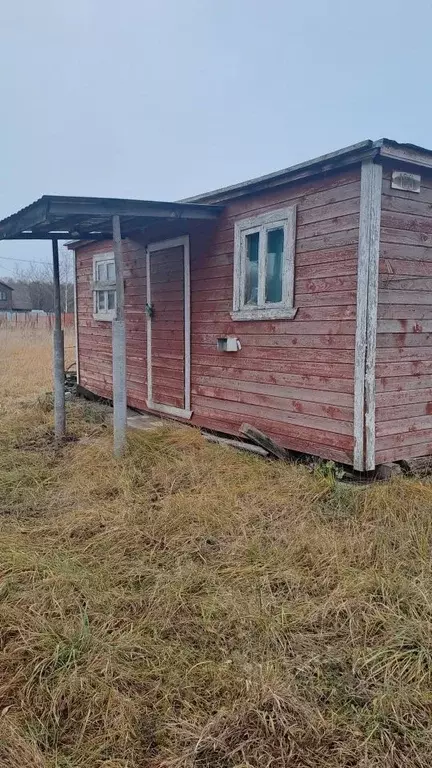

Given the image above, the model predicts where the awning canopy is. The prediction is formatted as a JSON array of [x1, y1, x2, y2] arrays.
[[0, 194, 223, 241]]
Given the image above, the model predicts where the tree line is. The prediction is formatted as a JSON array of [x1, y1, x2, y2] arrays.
[[1, 248, 74, 313]]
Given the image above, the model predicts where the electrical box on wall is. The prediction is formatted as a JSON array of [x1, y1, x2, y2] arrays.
[[217, 336, 241, 352]]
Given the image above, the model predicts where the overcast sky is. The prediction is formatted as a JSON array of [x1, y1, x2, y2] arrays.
[[1, 0, 431, 275]]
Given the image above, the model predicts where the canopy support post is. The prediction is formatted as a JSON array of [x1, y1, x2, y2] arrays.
[[112, 214, 127, 457], [52, 239, 65, 440]]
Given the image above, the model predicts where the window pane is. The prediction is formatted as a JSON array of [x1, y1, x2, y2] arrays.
[[107, 290, 116, 310], [265, 228, 284, 303], [107, 262, 116, 281], [97, 262, 107, 281], [244, 232, 259, 305], [97, 291, 106, 311]]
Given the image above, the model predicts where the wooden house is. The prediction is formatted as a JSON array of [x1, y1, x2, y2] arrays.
[[0, 281, 13, 311], [69, 139, 432, 471]]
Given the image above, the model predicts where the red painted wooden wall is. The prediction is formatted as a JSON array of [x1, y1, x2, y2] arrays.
[[375, 163, 432, 464], [76, 166, 362, 465]]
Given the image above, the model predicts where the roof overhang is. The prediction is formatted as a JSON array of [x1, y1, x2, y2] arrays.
[[0, 195, 223, 242]]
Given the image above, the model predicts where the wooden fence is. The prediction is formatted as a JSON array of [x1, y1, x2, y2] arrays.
[[0, 312, 74, 329]]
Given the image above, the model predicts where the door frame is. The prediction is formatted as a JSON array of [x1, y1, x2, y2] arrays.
[[145, 234, 192, 419]]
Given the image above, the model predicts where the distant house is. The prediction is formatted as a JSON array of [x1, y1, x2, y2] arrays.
[[0, 280, 32, 312], [0, 281, 13, 311]]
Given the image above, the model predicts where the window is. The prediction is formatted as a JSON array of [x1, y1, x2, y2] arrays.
[[0, 290, 7, 301], [232, 206, 297, 320], [93, 253, 117, 320]]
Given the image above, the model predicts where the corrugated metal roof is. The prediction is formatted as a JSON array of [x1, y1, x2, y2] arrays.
[[0, 195, 223, 241]]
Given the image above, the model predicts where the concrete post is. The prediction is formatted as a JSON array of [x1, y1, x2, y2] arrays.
[[52, 239, 65, 440], [112, 215, 127, 456]]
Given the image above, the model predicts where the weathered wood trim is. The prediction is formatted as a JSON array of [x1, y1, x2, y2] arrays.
[[146, 400, 193, 420], [353, 162, 372, 469], [147, 235, 191, 414], [364, 162, 382, 470], [353, 159, 382, 470], [230, 307, 298, 321], [232, 206, 297, 319]]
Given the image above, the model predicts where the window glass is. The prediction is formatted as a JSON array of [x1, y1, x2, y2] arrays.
[[244, 232, 259, 305], [265, 227, 284, 303], [107, 262, 116, 281], [107, 290, 116, 310], [97, 291, 106, 311], [97, 262, 107, 281]]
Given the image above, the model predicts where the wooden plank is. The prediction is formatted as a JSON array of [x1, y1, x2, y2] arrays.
[[381, 210, 432, 235], [192, 365, 354, 392], [193, 374, 354, 406], [297, 229, 359, 255], [376, 442, 432, 465], [192, 383, 353, 420], [377, 414, 432, 437], [191, 394, 353, 435], [376, 387, 432, 407], [297, 245, 358, 268], [204, 433, 269, 457], [379, 276, 432, 290], [378, 305, 432, 320], [294, 290, 357, 307], [376, 346, 432, 363], [379, 289, 432, 305], [296, 259, 358, 280], [191, 401, 354, 449], [353, 159, 371, 471], [192, 356, 354, 379], [380, 226, 432, 248], [364, 161, 382, 471], [381, 191, 432, 217], [191, 342, 355, 363], [239, 423, 292, 459], [377, 332, 432, 348], [377, 320, 432, 333], [191, 413, 353, 464], [376, 401, 432, 422], [376, 360, 432, 377], [376, 374, 432, 392], [380, 245, 432, 264]]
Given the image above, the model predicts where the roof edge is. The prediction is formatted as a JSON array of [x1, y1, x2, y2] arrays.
[[181, 140, 377, 204], [181, 138, 432, 204]]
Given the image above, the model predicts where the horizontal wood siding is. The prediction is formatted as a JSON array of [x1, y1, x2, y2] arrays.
[[76, 167, 361, 464], [76, 238, 148, 411], [375, 165, 432, 463]]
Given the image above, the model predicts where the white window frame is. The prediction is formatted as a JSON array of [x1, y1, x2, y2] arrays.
[[0, 290, 7, 301], [231, 206, 298, 321], [92, 252, 117, 321]]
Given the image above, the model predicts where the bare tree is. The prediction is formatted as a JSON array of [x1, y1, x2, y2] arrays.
[[8, 246, 75, 312]]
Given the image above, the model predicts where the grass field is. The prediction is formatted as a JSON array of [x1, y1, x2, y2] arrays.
[[1, 327, 432, 767]]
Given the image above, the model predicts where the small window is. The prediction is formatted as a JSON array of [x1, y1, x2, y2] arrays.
[[0, 290, 7, 301], [93, 253, 117, 320], [232, 206, 297, 321]]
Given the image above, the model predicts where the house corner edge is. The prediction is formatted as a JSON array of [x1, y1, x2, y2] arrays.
[[353, 158, 382, 471]]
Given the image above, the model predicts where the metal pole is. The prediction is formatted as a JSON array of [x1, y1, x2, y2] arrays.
[[52, 239, 65, 440], [112, 214, 127, 456]]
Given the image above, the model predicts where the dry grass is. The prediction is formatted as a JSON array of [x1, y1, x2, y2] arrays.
[[1, 328, 432, 767]]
